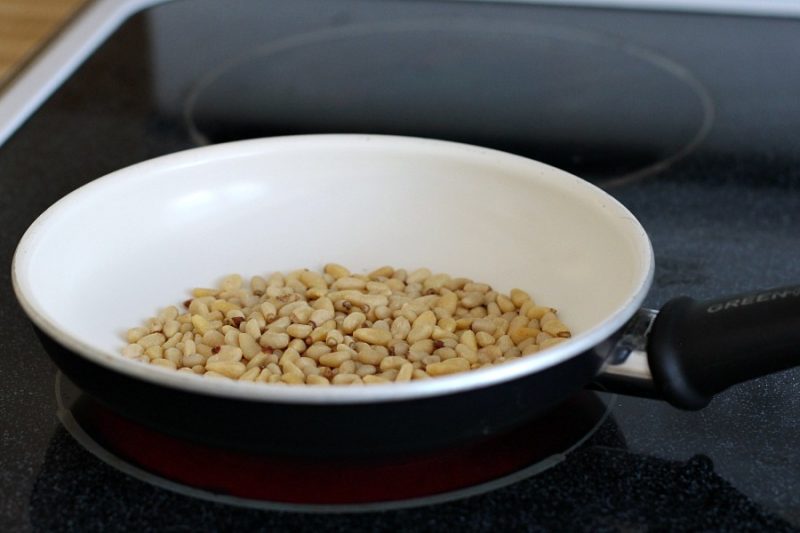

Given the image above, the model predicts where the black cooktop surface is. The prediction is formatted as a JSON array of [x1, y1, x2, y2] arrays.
[[2, 0, 800, 530]]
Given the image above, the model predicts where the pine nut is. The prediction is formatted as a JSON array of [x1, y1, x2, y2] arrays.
[[363, 375, 389, 384], [137, 332, 166, 348], [151, 358, 177, 370], [332, 374, 363, 385], [299, 270, 326, 289], [406, 268, 431, 284], [305, 343, 332, 359], [504, 347, 522, 359], [493, 317, 509, 336], [122, 344, 144, 358], [430, 327, 454, 342], [191, 315, 213, 335], [469, 307, 488, 319], [342, 312, 367, 334], [438, 316, 457, 332], [356, 364, 377, 376], [356, 348, 384, 365], [281, 372, 305, 385], [160, 335, 179, 352], [290, 306, 314, 324], [455, 317, 474, 330], [427, 357, 470, 376], [437, 291, 458, 316], [286, 323, 313, 338], [460, 292, 484, 309], [455, 343, 478, 363], [319, 351, 352, 368], [385, 278, 405, 292], [422, 355, 441, 366], [310, 320, 336, 343], [145, 317, 163, 333], [380, 356, 407, 371], [196, 343, 212, 357], [390, 316, 411, 340], [238, 332, 260, 359], [412, 310, 437, 329], [460, 330, 478, 351], [419, 273, 446, 291], [396, 362, 414, 382], [539, 337, 567, 350], [246, 352, 269, 369], [144, 345, 163, 359], [202, 330, 224, 348], [307, 375, 330, 385], [521, 343, 539, 355], [496, 294, 516, 313], [526, 306, 555, 320], [407, 349, 428, 362], [471, 318, 495, 334], [333, 277, 367, 290], [162, 320, 180, 338], [542, 319, 571, 338], [325, 329, 344, 347], [339, 360, 356, 374], [353, 327, 392, 346], [288, 338, 307, 352], [374, 305, 392, 320], [508, 315, 528, 333], [368, 266, 394, 279], [379, 369, 399, 381], [324, 263, 350, 279], [164, 347, 182, 365], [310, 308, 335, 326], [479, 345, 503, 360], [406, 324, 433, 344], [409, 339, 435, 354], [124, 265, 571, 385], [177, 353, 201, 367], [510, 288, 531, 307], [510, 327, 541, 345], [206, 360, 246, 378], [234, 366, 259, 382], [259, 331, 290, 349], [495, 335, 514, 353], [434, 347, 457, 360], [260, 301, 277, 321]]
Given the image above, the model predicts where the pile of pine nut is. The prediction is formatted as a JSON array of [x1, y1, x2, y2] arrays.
[[122, 265, 571, 385]]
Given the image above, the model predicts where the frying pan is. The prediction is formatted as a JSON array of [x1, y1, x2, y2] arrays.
[[11, 135, 800, 458]]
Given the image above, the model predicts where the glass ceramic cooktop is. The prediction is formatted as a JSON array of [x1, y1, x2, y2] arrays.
[[1, 1, 800, 530]]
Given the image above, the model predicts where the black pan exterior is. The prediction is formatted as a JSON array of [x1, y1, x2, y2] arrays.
[[37, 326, 604, 458]]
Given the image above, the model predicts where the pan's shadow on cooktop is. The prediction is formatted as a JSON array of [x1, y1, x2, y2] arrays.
[[48, 374, 619, 511], [25, 373, 793, 530], [30, 410, 791, 530], [183, 20, 713, 186]]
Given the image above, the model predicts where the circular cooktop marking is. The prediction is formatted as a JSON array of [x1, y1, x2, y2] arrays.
[[55, 373, 615, 513], [183, 20, 713, 186]]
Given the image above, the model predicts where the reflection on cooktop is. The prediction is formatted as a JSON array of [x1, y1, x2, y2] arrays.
[[35, 375, 790, 529], [55, 373, 613, 512], [184, 20, 713, 185]]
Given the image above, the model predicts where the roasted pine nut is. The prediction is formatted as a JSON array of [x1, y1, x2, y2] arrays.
[[123, 265, 571, 385]]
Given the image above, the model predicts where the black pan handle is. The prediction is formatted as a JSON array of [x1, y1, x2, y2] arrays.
[[648, 284, 800, 410]]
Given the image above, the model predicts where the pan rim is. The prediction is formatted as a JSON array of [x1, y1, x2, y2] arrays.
[[12, 134, 654, 405]]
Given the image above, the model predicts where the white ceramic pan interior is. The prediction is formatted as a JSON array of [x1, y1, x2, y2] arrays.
[[12, 134, 654, 403]]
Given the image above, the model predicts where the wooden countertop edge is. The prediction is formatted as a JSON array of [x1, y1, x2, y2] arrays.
[[0, 0, 94, 92]]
